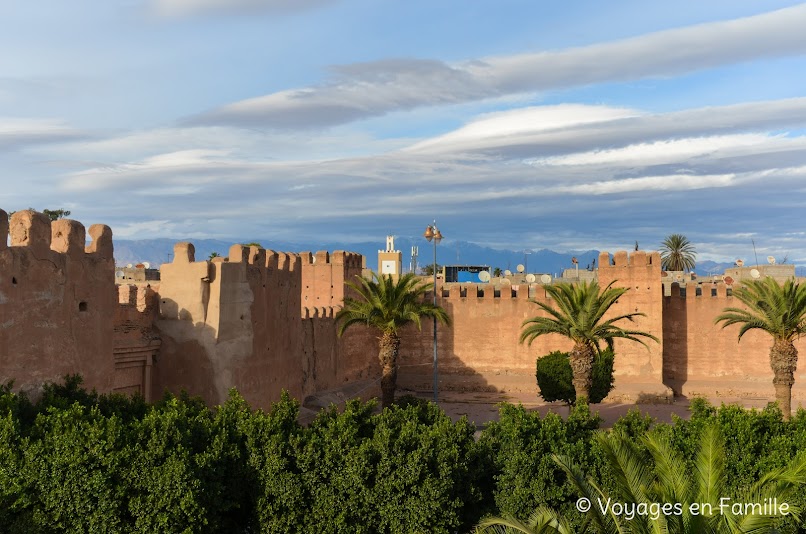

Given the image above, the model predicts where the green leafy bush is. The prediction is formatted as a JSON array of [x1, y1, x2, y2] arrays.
[[535, 349, 615, 404], [10, 376, 806, 533], [478, 401, 601, 525]]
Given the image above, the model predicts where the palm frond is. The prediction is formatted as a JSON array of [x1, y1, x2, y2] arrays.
[[474, 507, 574, 534], [335, 272, 450, 336], [715, 278, 806, 342]]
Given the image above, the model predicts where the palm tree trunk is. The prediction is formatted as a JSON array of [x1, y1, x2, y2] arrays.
[[770, 339, 798, 420], [569, 343, 595, 402], [379, 330, 401, 408]]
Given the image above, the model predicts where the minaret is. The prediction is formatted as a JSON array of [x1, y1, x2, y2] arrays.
[[378, 235, 402, 281]]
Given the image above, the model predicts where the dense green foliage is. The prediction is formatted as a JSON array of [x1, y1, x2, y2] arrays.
[[535, 349, 615, 404], [5, 378, 806, 533]]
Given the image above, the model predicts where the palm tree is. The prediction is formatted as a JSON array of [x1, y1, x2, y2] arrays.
[[659, 234, 696, 272], [477, 424, 806, 534], [519, 281, 657, 402], [335, 272, 451, 408], [715, 277, 806, 419]]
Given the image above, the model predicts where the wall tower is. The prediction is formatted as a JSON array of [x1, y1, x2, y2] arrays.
[[377, 235, 402, 281]]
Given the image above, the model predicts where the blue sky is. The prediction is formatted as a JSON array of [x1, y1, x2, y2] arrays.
[[3, 1, 806, 263]]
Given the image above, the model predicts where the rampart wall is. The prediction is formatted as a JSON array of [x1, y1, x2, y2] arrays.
[[114, 284, 160, 401], [154, 243, 377, 409], [0, 209, 117, 394], [300, 250, 363, 309], [396, 250, 671, 401], [663, 282, 806, 399], [5, 210, 806, 408]]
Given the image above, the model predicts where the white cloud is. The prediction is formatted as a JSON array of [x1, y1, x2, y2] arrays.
[[403, 98, 806, 158], [527, 134, 782, 167], [0, 117, 84, 150], [188, 4, 806, 128], [545, 173, 737, 196]]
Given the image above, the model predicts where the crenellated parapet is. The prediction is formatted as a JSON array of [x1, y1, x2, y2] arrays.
[[302, 306, 339, 319], [3, 209, 113, 260], [1, 208, 116, 396]]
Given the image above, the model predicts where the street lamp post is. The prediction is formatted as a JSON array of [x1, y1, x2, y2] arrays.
[[424, 221, 443, 404]]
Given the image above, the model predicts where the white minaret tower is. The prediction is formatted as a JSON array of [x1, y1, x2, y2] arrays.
[[378, 235, 403, 281]]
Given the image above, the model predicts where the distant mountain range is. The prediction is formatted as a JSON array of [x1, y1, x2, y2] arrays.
[[114, 237, 748, 277]]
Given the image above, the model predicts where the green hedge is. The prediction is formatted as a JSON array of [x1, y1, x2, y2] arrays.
[[3, 377, 806, 533]]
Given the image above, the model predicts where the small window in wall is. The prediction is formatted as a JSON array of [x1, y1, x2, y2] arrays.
[[727, 288, 733, 297], [679, 287, 687, 298], [79, 301, 88, 312], [695, 286, 702, 297], [711, 287, 717, 297]]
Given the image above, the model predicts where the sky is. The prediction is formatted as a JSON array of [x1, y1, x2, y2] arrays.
[[2, 1, 806, 263]]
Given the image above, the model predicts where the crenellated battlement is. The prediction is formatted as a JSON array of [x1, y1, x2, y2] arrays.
[[1, 209, 116, 396], [2, 209, 113, 260], [665, 281, 732, 300], [440, 283, 552, 302], [598, 250, 661, 269], [300, 250, 363, 269], [117, 283, 159, 312], [301, 249, 363, 308], [302, 306, 339, 319]]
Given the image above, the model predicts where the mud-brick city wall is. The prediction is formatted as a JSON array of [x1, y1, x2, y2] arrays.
[[0, 209, 117, 394], [114, 284, 161, 401], [154, 243, 378, 410], [396, 250, 670, 401], [663, 282, 806, 399]]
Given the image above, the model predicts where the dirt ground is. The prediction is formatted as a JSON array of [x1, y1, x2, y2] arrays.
[[404, 389, 783, 429]]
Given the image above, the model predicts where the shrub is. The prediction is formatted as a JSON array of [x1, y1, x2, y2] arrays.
[[478, 401, 601, 525], [535, 349, 615, 404]]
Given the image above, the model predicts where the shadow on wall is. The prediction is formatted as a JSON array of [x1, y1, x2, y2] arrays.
[[663, 282, 688, 397], [396, 293, 503, 396], [152, 297, 223, 407]]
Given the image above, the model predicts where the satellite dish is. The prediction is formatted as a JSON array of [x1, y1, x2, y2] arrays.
[[540, 274, 551, 284], [724, 276, 734, 285], [736, 259, 744, 267], [478, 271, 491, 282], [516, 264, 525, 273], [571, 257, 578, 264], [143, 262, 151, 269], [767, 256, 776, 265], [526, 273, 536, 283], [504, 269, 512, 276], [115, 270, 124, 278], [661, 271, 667, 277], [750, 268, 761, 279], [501, 278, 511, 285], [127, 263, 133, 268]]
